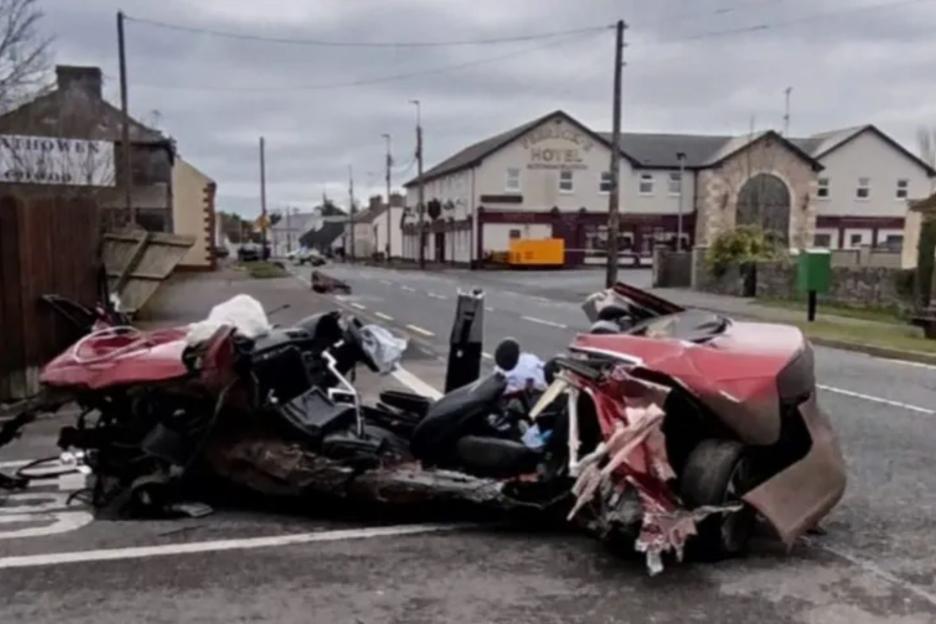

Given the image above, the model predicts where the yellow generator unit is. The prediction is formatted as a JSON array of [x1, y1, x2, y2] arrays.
[[508, 238, 565, 266]]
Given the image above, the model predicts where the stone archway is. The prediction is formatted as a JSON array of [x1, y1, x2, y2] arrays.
[[736, 173, 791, 244]]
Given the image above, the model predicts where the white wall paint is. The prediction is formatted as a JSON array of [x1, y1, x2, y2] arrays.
[[483, 223, 552, 252], [815, 131, 932, 217]]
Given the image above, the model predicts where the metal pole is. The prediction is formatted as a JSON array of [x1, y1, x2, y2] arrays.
[[783, 86, 792, 136], [286, 207, 292, 255], [117, 11, 134, 228], [259, 137, 268, 256], [412, 100, 425, 269], [605, 20, 626, 288], [383, 133, 392, 261], [677, 152, 685, 251], [349, 164, 356, 262]]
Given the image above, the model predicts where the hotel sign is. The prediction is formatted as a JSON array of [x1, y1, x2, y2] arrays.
[[0, 134, 115, 186], [521, 123, 595, 170]]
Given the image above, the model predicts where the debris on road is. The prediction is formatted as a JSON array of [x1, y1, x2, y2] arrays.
[[311, 270, 352, 294]]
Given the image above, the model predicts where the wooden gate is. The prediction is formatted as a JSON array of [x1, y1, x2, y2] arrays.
[[0, 194, 102, 400]]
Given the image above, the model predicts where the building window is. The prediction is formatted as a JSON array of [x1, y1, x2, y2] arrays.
[[639, 173, 654, 195], [817, 177, 830, 199], [599, 171, 612, 194], [668, 172, 682, 195], [813, 233, 832, 248], [505, 168, 521, 193], [850, 233, 863, 246], [856, 177, 870, 200], [509, 229, 522, 239], [896, 179, 909, 199], [884, 234, 904, 251], [559, 170, 574, 193]]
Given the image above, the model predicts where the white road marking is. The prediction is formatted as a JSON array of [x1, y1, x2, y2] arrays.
[[391, 366, 443, 400], [375, 312, 394, 321], [0, 512, 93, 541], [482, 352, 494, 360], [401, 286, 416, 292], [485, 306, 495, 313], [0, 523, 470, 569], [350, 302, 367, 311], [379, 280, 392, 286], [522, 316, 568, 330], [406, 324, 436, 337], [427, 292, 448, 300], [811, 540, 936, 609], [875, 357, 936, 371], [817, 384, 935, 415]]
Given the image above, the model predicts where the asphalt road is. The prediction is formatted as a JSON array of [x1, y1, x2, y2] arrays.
[[2, 263, 935, 623]]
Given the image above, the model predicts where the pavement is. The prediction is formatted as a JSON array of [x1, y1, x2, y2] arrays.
[[2, 262, 936, 623]]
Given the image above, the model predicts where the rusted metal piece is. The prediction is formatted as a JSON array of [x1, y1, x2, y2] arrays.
[[311, 270, 352, 295]]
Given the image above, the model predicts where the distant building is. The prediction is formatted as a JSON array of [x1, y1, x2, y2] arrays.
[[269, 210, 316, 257], [401, 110, 935, 267], [346, 193, 405, 259]]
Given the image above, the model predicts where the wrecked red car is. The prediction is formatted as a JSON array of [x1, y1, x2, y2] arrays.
[[6, 283, 846, 574]]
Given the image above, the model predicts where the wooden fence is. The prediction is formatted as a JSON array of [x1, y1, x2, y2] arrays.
[[0, 194, 102, 400]]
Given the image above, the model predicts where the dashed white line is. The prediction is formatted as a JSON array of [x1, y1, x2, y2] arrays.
[[485, 306, 495, 313], [401, 286, 416, 292], [406, 324, 436, 337], [350, 303, 367, 311], [482, 352, 494, 360], [522, 316, 568, 330], [0, 523, 469, 569], [379, 280, 392, 286], [817, 384, 935, 415], [392, 366, 443, 400], [427, 292, 448, 300], [375, 312, 394, 321]]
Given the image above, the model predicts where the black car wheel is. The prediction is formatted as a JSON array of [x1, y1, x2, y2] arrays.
[[679, 438, 757, 559]]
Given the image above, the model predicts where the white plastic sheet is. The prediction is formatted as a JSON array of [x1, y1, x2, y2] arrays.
[[498, 352, 547, 394], [359, 324, 408, 374], [185, 294, 272, 345]]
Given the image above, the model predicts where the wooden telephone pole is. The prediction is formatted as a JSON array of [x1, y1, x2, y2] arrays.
[[605, 19, 626, 288], [117, 11, 134, 227], [412, 100, 425, 269]]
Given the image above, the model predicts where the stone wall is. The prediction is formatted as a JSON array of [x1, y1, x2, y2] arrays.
[[756, 261, 913, 309], [694, 134, 817, 248], [691, 246, 755, 296], [653, 248, 692, 287]]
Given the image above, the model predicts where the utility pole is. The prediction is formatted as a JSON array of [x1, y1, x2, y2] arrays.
[[605, 19, 626, 288], [117, 11, 134, 228], [348, 164, 356, 262], [259, 137, 268, 257], [382, 133, 393, 261], [411, 99, 425, 269], [676, 152, 686, 251], [783, 86, 792, 136], [286, 206, 292, 254]]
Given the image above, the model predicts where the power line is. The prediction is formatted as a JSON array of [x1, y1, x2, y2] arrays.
[[656, 0, 935, 42], [118, 29, 607, 93], [125, 14, 612, 48]]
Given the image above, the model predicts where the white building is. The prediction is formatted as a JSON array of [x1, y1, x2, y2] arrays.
[[346, 193, 405, 260], [401, 110, 935, 267]]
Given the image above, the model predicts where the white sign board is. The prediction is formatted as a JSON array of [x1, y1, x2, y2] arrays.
[[0, 134, 115, 187]]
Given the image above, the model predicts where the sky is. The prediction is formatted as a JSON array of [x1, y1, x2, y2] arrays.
[[37, 0, 936, 217]]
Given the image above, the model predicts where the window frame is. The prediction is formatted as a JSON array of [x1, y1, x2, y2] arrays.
[[667, 171, 682, 196], [505, 167, 522, 193], [817, 177, 830, 199], [813, 233, 832, 248], [599, 171, 612, 194], [558, 170, 575, 194], [896, 178, 909, 200], [856, 177, 871, 201], [639, 173, 654, 196]]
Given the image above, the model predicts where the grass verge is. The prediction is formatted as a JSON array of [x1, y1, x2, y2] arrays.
[[757, 297, 904, 325], [240, 261, 289, 279], [792, 319, 936, 356]]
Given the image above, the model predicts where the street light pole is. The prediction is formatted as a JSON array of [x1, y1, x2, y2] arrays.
[[676, 152, 686, 251], [116, 11, 134, 228], [411, 99, 425, 270], [605, 20, 626, 288], [259, 137, 268, 256], [348, 164, 356, 262], [382, 133, 393, 261]]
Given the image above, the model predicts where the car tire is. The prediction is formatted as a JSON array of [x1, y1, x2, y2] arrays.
[[679, 438, 756, 560]]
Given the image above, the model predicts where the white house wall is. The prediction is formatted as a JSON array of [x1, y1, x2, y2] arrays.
[[815, 131, 932, 218], [484, 223, 553, 252]]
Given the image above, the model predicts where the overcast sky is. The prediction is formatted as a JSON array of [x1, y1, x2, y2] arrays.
[[40, 0, 936, 217]]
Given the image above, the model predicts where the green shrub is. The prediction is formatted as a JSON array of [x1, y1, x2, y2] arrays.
[[916, 217, 936, 307], [706, 225, 782, 276]]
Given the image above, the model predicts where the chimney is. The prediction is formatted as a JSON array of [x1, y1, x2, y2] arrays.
[[56, 65, 103, 99]]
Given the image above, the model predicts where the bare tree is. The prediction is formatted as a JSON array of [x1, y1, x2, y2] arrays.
[[0, 0, 52, 112], [918, 126, 936, 169]]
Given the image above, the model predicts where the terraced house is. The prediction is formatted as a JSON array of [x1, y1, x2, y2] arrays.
[[401, 110, 935, 267]]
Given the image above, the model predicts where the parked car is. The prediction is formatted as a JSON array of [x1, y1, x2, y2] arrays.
[[237, 243, 261, 262]]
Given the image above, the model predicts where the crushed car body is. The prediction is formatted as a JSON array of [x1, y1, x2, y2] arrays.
[[2, 281, 846, 575]]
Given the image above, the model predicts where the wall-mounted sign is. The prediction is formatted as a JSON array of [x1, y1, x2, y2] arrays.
[[521, 122, 595, 171], [0, 134, 115, 187]]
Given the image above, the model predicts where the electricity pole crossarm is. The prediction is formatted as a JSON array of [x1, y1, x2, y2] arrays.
[[605, 19, 627, 288]]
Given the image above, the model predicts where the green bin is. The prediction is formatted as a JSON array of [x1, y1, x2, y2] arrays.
[[797, 249, 831, 295]]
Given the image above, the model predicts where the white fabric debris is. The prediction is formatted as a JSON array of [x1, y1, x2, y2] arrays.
[[497, 352, 547, 394], [185, 294, 272, 345], [359, 324, 408, 374]]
